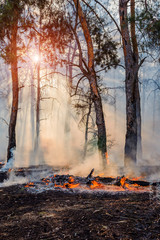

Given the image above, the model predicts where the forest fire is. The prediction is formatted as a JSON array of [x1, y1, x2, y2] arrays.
[[20, 168, 159, 193]]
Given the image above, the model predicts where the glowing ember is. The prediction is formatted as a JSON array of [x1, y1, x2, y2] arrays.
[[25, 182, 34, 188], [54, 182, 80, 189], [68, 176, 74, 183]]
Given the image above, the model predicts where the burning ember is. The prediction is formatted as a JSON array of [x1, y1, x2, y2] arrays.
[[25, 182, 35, 187]]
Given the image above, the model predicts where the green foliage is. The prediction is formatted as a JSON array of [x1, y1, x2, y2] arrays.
[[136, 1, 160, 54], [0, 0, 34, 63]]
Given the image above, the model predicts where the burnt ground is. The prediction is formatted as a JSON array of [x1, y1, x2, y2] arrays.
[[0, 185, 160, 240]]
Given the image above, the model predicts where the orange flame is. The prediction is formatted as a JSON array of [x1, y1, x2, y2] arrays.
[[68, 176, 74, 183], [105, 152, 109, 165], [120, 177, 127, 188], [90, 180, 105, 189], [130, 176, 143, 181], [120, 176, 142, 190]]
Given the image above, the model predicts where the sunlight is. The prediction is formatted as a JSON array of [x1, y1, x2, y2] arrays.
[[32, 54, 40, 63]]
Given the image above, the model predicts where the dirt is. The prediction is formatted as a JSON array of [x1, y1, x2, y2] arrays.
[[0, 185, 160, 240]]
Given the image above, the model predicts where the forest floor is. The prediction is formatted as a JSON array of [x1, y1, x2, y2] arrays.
[[0, 184, 160, 240]]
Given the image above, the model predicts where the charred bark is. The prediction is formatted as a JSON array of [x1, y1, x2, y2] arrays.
[[130, 0, 142, 160], [7, 18, 19, 162], [119, 0, 139, 165]]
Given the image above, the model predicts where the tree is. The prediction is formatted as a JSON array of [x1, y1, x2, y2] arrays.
[[0, 0, 27, 162], [119, 0, 142, 165], [72, 0, 107, 166]]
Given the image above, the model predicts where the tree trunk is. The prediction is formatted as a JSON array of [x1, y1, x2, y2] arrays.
[[7, 19, 18, 162], [30, 65, 35, 148], [119, 0, 138, 165], [35, 10, 42, 150], [130, 0, 142, 160], [35, 60, 40, 150], [83, 99, 92, 159], [73, 0, 107, 166], [90, 78, 107, 164]]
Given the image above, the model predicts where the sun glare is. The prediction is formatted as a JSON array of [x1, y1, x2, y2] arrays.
[[32, 54, 40, 63]]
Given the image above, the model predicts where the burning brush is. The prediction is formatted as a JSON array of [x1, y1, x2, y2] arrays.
[[24, 168, 160, 192]]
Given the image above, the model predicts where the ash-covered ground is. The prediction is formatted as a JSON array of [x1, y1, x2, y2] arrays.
[[0, 173, 160, 240]]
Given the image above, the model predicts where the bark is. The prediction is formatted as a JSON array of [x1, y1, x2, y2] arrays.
[[83, 99, 92, 159], [64, 42, 77, 134], [7, 17, 19, 162], [30, 66, 35, 148], [35, 10, 42, 150], [73, 0, 107, 166], [152, 89, 156, 135], [35, 59, 40, 150], [119, 0, 138, 165], [130, 0, 142, 160]]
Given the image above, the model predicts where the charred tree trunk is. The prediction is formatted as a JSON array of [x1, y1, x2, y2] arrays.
[[119, 0, 138, 165], [130, 0, 142, 160], [73, 0, 107, 167], [7, 18, 18, 162]]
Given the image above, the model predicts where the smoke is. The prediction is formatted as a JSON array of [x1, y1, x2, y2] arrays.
[[0, 171, 28, 187], [0, 62, 160, 181]]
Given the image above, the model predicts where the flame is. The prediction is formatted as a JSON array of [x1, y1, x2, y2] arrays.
[[90, 180, 105, 189], [120, 177, 126, 188], [68, 176, 74, 183], [53, 176, 80, 189], [105, 152, 109, 165], [98, 173, 104, 177], [120, 176, 142, 190], [130, 176, 143, 181]]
